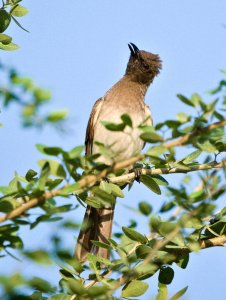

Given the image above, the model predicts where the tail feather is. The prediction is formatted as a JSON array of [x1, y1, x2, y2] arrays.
[[75, 205, 115, 262]]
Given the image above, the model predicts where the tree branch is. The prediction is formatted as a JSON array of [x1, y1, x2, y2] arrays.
[[110, 161, 226, 184], [0, 160, 225, 224], [164, 120, 226, 149], [116, 232, 226, 290], [0, 155, 143, 224]]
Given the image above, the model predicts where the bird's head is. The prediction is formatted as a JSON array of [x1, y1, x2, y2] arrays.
[[125, 43, 162, 85]]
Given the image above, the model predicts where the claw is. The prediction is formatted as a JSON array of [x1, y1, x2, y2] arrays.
[[103, 177, 110, 183], [130, 168, 143, 183]]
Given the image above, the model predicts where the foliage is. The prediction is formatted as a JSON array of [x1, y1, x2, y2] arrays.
[[0, 62, 68, 129], [0, 0, 29, 51], [0, 66, 225, 299]]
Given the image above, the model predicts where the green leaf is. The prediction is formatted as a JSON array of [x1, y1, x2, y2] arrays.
[[150, 216, 161, 232], [91, 240, 111, 250], [138, 201, 152, 215], [0, 199, 19, 213], [121, 280, 149, 298], [31, 215, 62, 229], [176, 254, 189, 269], [197, 141, 217, 153], [101, 120, 125, 131], [146, 145, 167, 156], [0, 42, 19, 51], [28, 277, 56, 293], [158, 266, 174, 285], [100, 180, 112, 194], [121, 113, 133, 127], [66, 145, 84, 159], [38, 159, 66, 178], [182, 149, 202, 164], [0, 9, 11, 33], [38, 162, 50, 190], [59, 269, 75, 280], [140, 175, 161, 195], [171, 162, 190, 171], [160, 201, 175, 213], [59, 183, 80, 195], [92, 186, 115, 204], [11, 5, 29, 17], [140, 131, 164, 143], [176, 112, 190, 123], [87, 286, 109, 297], [151, 175, 169, 186], [47, 110, 68, 122], [191, 93, 202, 107], [135, 245, 151, 259], [135, 263, 159, 279], [36, 144, 47, 154], [0, 33, 12, 44], [11, 15, 29, 32], [86, 196, 104, 209], [25, 169, 38, 181], [169, 286, 188, 300], [43, 146, 63, 156], [155, 283, 168, 300], [177, 94, 194, 107], [122, 227, 147, 243], [23, 250, 52, 265], [215, 141, 226, 152], [34, 88, 51, 102], [45, 204, 73, 214], [108, 183, 124, 198], [58, 262, 80, 276], [48, 294, 71, 300], [139, 124, 155, 132], [29, 292, 44, 300], [87, 253, 101, 273], [214, 111, 225, 121], [94, 141, 114, 159]]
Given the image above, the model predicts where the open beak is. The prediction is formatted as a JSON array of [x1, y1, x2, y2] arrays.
[[128, 42, 140, 57]]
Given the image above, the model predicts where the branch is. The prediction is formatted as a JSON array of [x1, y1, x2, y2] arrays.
[[116, 233, 226, 290], [0, 190, 60, 223], [83, 225, 226, 292], [0, 160, 225, 224], [0, 155, 143, 224], [110, 161, 226, 184], [200, 234, 226, 249], [164, 120, 226, 149]]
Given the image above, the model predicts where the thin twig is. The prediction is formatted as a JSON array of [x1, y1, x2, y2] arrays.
[[110, 161, 226, 184], [0, 161, 225, 224], [164, 120, 226, 149]]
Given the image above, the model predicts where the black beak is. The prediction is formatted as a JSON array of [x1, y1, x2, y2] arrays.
[[128, 42, 140, 57]]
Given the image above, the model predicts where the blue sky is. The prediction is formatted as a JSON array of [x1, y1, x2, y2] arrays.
[[1, 1, 226, 299]]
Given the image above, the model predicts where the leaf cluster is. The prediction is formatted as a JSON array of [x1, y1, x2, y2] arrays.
[[0, 0, 29, 51], [0, 64, 69, 129], [0, 75, 225, 299]]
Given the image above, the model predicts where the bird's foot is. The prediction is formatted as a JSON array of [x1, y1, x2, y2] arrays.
[[130, 168, 143, 183], [102, 177, 110, 183]]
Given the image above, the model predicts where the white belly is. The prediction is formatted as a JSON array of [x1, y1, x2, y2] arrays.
[[92, 105, 146, 165]]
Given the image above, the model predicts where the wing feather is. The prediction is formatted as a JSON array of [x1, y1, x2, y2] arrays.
[[85, 98, 104, 155], [144, 104, 153, 126]]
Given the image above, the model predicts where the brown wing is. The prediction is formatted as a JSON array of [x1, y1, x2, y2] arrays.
[[75, 97, 114, 262], [144, 104, 153, 126], [85, 98, 104, 155]]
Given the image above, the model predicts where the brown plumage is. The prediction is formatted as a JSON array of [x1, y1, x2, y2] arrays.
[[75, 43, 162, 262]]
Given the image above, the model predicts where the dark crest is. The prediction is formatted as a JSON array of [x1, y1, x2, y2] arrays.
[[126, 42, 162, 85]]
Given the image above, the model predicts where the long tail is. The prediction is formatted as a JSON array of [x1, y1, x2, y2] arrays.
[[75, 205, 115, 262]]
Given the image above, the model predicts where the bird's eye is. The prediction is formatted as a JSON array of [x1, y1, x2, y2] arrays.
[[142, 62, 149, 70]]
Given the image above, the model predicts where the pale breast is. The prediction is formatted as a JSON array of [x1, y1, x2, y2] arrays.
[[92, 97, 151, 165]]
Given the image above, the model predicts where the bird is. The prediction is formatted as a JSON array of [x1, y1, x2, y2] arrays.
[[75, 43, 162, 262]]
